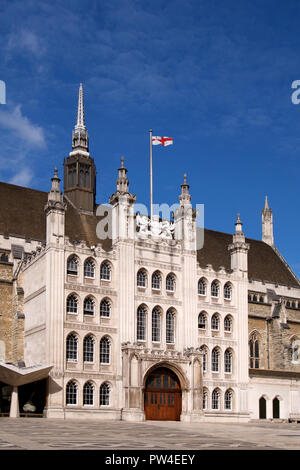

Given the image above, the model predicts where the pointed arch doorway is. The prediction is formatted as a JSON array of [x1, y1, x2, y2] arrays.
[[144, 367, 182, 421]]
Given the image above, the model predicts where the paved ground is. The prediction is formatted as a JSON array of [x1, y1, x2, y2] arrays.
[[0, 418, 299, 451]]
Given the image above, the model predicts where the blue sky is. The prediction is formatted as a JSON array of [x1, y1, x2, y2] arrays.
[[1, 0, 300, 276]]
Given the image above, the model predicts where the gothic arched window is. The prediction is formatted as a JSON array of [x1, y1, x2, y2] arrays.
[[166, 309, 175, 343], [224, 349, 232, 373], [66, 294, 78, 314], [224, 315, 232, 332], [100, 261, 111, 281], [212, 388, 220, 410], [152, 307, 161, 342], [100, 383, 110, 406], [198, 312, 207, 329], [83, 335, 94, 363], [137, 305, 147, 341], [137, 269, 147, 288], [211, 313, 220, 331], [66, 333, 78, 362], [166, 274, 175, 292], [225, 389, 233, 410], [212, 348, 220, 372], [100, 337, 111, 364], [83, 381, 94, 405], [224, 282, 232, 300], [67, 256, 78, 275], [249, 333, 260, 368], [84, 297, 95, 316], [152, 271, 161, 290], [84, 258, 95, 278], [211, 281, 219, 298], [198, 278, 207, 296], [100, 299, 111, 318], [66, 380, 78, 405]]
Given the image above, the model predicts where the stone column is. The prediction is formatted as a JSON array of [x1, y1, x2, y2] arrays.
[[10, 386, 19, 418]]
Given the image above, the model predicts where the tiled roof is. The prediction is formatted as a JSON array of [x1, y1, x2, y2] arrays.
[[0, 182, 298, 287]]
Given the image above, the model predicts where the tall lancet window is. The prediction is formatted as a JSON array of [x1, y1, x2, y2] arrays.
[[79, 164, 90, 187], [68, 165, 77, 187], [152, 308, 161, 342], [249, 333, 260, 368]]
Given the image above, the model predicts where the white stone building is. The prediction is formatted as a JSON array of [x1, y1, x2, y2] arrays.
[[0, 84, 300, 422]]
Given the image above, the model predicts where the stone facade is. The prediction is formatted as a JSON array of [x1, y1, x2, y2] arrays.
[[1, 84, 300, 422]]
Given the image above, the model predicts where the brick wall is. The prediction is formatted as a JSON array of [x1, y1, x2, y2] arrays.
[[0, 261, 24, 364]]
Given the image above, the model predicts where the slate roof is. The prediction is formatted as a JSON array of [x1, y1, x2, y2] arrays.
[[0, 181, 299, 287]]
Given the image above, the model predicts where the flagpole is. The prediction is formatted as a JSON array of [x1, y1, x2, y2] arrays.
[[149, 129, 153, 220]]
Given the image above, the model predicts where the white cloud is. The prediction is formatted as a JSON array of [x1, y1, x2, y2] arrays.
[[6, 29, 45, 57], [9, 167, 33, 186], [0, 105, 45, 148]]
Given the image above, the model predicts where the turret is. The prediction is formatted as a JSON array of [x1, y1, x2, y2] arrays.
[[109, 157, 136, 243], [262, 196, 274, 246], [44, 168, 66, 245], [228, 214, 250, 276]]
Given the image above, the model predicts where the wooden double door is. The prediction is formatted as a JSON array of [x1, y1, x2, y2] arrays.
[[144, 367, 182, 421]]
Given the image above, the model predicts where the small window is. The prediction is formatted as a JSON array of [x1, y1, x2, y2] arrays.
[[100, 383, 110, 406], [66, 295, 78, 314], [83, 335, 94, 363], [211, 281, 219, 298], [137, 269, 147, 287], [100, 262, 111, 281], [198, 279, 206, 296], [212, 348, 219, 372], [100, 299, 111, 318], [211, 314, 219, 331], [84, 297, 95, 316], [152, 308, 161, 342], [166, 310, 175, 343], [203, 389, 208, 410], [198, 312, 207, 329], [259, 296, 264, 303], [225, 349, 232, 373], [67, 256, 78, 275], [225, 390, 232, 410], [224, 315, 232, 332], [224, 283, 232, 300], [137, 305, 147, 341], [166, 274, 175, 292], [66, 380, 78, 405], [100, 337, 111, 364], [83, 382, 94, 405], [200, 346, 208, 372], [66, 333, 78, 361], [152, 272, 161, 290], [84, 259, 95, 278], [212, 389, 220, 410]]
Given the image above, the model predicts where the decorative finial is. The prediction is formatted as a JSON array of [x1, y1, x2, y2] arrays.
[[54, 167, 58, 176], [237, 213, 240, 221], [121, 156, 124, 168], [184, 173, 187, 184], [264, 195, 269, 210]]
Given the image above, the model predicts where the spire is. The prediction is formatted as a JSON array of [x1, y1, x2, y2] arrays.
[[264, 195, 269, 211], [179, 173, 191, 206], [75, 83, 86, 131], [72, 83, 89, 151], [262, 195, 274, 246]]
